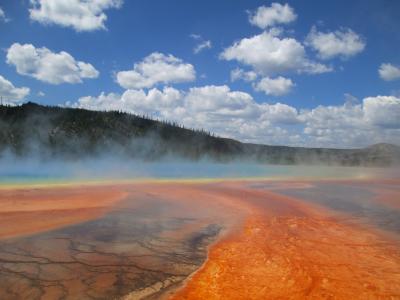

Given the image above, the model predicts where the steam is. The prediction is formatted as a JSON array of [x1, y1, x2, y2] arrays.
[[0, 150, 397, 185], [0, 103, 399, 185]]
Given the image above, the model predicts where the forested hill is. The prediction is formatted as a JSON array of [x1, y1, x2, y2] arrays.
[[0, 102, 399, 166]]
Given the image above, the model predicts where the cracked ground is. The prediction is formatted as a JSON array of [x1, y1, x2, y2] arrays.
[[0, 189, 225, 300]]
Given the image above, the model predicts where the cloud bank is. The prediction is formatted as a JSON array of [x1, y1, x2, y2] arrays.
[[67, 85, 400, 148]]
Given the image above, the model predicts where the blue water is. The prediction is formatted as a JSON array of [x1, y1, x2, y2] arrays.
[[0, 158, 391, 184]]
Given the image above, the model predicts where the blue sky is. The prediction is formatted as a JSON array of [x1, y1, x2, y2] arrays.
[[0, 0, 399, 148]]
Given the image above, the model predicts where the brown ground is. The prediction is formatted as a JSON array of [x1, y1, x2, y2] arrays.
[[0, 185, 128, 239]]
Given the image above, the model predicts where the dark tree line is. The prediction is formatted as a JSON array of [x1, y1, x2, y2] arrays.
[[0, 102, 399, 166]]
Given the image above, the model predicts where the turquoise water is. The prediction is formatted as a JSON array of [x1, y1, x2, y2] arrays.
[[0, 158, 390, 185]]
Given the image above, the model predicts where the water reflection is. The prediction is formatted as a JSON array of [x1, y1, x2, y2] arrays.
[[252, 181, 400, 236]]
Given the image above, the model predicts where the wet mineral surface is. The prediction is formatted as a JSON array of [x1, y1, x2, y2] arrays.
[[0, 179, 399, 299], [0, 184, 229, 300]]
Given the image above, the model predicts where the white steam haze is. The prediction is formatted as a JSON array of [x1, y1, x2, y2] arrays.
[[1, 151, 397, 185]]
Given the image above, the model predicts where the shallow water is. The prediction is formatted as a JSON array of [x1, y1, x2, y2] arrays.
[[0, 160, 392, 185], [251, 181, 400, 236]]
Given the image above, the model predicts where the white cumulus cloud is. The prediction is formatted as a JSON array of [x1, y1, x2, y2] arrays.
[[6, 43, 99, 85], [254, 76, 294, 96], [305, 26, 366, 60], [363, 96, 400, 128], [0, 75, 30, 104], [220, 31, 332, 76], [69, 85, 302, 145], [378, 63, 400, 81], [75, 87, 183, 117], [29, 0, 123, 31], [116, 52, 196, 89], [300, 95, 400, 147], [249, 3, 297, 29], [184, 85, 256, 117]]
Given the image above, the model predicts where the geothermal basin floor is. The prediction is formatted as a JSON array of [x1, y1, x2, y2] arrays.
[[0, 179, 399, 299]]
